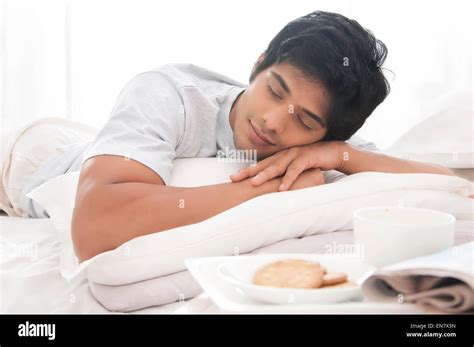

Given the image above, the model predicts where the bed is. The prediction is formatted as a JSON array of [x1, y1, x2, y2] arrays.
[[1, 208, 472, 314], [0, 211, 192, 313], [1, 98, 473, 313]]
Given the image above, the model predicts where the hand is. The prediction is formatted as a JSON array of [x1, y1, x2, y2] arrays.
[[230, 141, 344, 191], [287, 167, 325, 190]]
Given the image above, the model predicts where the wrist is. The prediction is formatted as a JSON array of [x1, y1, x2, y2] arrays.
[[240, 176, 281, 199], [336, 141, 349, 171]]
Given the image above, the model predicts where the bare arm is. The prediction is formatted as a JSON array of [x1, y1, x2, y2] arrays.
[[231, 141, 455, 191], [337, 142, 456, 176], [72, 155, 323, 262]]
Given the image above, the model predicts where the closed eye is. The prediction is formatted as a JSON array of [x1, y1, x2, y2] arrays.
[[267, 85, 282, 100], [267, 84, 313, 131], [296, 114, 312, 130]]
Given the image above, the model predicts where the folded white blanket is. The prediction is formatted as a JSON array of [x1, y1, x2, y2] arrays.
[[89, 230, 354, 312]]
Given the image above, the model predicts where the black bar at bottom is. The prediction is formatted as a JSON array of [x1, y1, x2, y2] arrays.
[[0, 314, 472, 346]]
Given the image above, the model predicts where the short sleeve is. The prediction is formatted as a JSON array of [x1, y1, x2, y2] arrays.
[[323, 134, 381, 183], [81, 72, 185, 185]]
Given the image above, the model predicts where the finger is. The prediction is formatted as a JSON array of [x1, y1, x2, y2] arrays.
[[229, 169, 250, 182], [251, 154, 298, 186], [250, 164, 280, 186], [249, 171, 270, 186], [230, 165, 262, 181], [279, 160, 308, 191]]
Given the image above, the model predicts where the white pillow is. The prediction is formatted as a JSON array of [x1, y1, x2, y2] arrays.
[[386, 91, 473, 168], [26, 158, 248, 280], [25, 171, 79, 280], [26, 159, 474, 286]]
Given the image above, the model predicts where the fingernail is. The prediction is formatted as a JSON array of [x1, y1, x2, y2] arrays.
[[279, 183, 286, 191], [252, 174, 260, 181]]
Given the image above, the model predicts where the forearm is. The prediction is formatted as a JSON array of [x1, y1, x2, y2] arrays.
[[72, 178, 281, 261], [338, 142, 456, 176]]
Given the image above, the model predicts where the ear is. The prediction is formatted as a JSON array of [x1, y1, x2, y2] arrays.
[[256, 52, 265, 64], [251, 52, 266, 76]]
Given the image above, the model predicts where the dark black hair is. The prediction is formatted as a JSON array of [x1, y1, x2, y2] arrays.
[[249, 10, 390, 141]]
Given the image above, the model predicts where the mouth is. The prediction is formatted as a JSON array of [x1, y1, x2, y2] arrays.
[[248, 120, 275, 146]]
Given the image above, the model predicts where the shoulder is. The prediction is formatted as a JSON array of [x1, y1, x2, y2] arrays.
[[143, 63, 247, 89]]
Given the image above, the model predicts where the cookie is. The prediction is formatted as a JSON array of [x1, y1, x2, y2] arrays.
[[322, 272, 349, 286], [252, 259, 324, 289], [322, 280, 357, 289]]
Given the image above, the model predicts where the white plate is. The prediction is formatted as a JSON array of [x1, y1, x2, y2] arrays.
[[185, 254, 424, 313], [214, 253, 374, 305]]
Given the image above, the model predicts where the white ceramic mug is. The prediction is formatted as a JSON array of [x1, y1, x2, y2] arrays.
[[353, 206, 455, 268]]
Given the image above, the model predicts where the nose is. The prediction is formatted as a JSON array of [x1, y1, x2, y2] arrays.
[[262, 107, 290, 134]]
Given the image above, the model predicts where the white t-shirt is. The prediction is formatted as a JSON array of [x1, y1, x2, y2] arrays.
[[19, 63, 379, 217], [79, 63, 248, 184]]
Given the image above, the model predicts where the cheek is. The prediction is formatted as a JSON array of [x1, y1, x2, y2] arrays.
[[301, 131, 324, 144], [282, 127, 323, 148], [246, 83, 269, 112]]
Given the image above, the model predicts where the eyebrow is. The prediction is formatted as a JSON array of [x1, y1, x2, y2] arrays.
[[270, 70, 326, 128]]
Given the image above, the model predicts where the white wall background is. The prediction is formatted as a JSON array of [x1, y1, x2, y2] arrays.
[[0, 0, 472, 149]]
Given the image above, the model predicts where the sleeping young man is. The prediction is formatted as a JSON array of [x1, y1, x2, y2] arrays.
[[1, 10, 454, 261]]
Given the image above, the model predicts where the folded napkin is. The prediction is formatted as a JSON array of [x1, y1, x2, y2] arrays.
[[362, 242, 474, 313]]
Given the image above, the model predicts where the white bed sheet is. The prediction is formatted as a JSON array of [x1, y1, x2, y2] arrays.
[[0, 214, 187, 313], [1, 213, 472, 314]]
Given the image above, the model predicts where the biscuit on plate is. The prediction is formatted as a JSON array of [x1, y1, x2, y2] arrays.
[[322, 272, 348, 286], [252, 259, 324, 289], [322, 280, 357, 288]]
